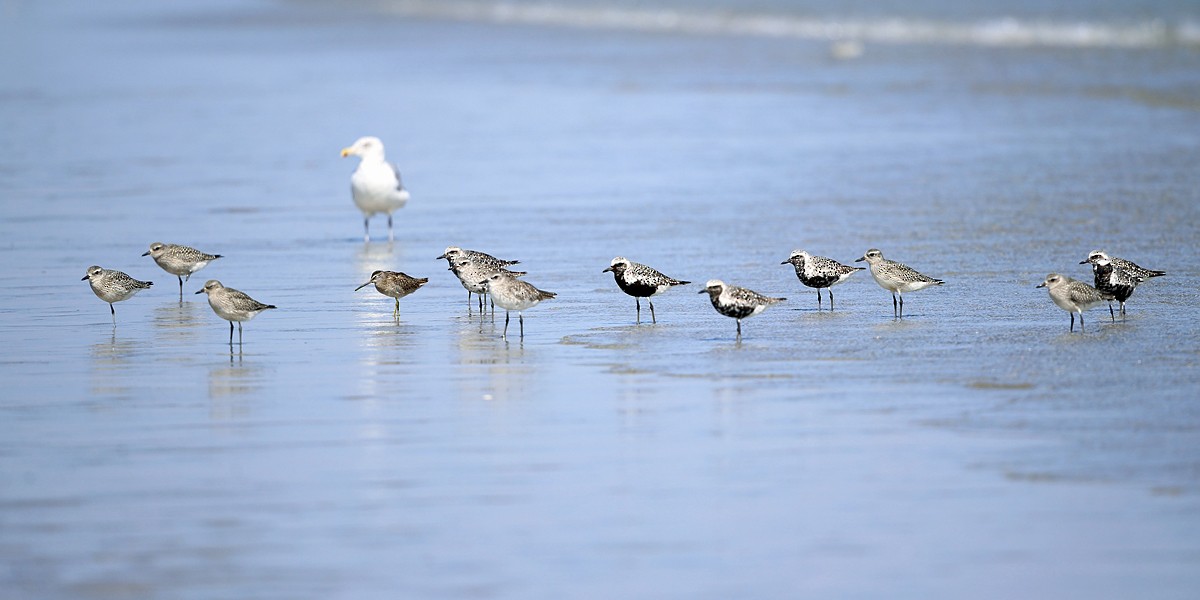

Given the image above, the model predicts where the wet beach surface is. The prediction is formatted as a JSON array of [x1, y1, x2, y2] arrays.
[[1, 1, 1199, 597]]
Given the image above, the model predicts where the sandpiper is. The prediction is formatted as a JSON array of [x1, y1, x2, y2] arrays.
[[437, 246, 522, 310], [195, 280, 276, 344], [355, 270, 428, 318], [1081, 250, 1165, 281], [781, 249, 863, 310], [698, 279, 785, 338], [341, 136, 410, 243], [1080, 253, 1143, 321], [479, 272, 555, 339], [142, 242, 222, 300], [602, 256, 690, 323], [855, 249, 943, 318], [82, 266, 152, 322], [1037, 273, 1113, 332]]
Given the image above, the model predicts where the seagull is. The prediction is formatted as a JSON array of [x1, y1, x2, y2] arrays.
[[341, 136, 410, 243]]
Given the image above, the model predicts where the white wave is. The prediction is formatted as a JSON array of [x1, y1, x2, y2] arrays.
[[372, 0, 1200, 49]]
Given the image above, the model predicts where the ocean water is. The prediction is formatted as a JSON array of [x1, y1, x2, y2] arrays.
[[1, 0, 1199, 598]]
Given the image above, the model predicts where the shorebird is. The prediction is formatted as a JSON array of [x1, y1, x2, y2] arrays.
[[142, 242, 222, 301], [855, 249, 943, 318], [698, 279, 785, 338], [341, 136, 410, 243], [479, 272, 555, 339], [1080, 253, 1143, 321], [781, 249, 863, 310], [195, 280, 276, 344], [1081, 250, 1165, 281], [602, 256, 690, 323], [437, 246, 522, 311], [355, 270, 428, 318], [1037, 273, 1114, 332], [82, 266, 152, 322]]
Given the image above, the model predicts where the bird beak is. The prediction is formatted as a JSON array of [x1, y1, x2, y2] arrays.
[[141, 251, 151, 256], [854, 256, 865, 262], [1078, 260, 1088, 264], [1035, 282, 1047, 288], [602, 267, 612, 273], [81, 275, 90, 281], [435, 254, 447, 260], [194, 289, 205, 294], [340, 148, 352, 157], [780, 260, 789, 265], [354, 281, 372, 291], [697, 289, 707, 294], [477, 280, 488, 286]]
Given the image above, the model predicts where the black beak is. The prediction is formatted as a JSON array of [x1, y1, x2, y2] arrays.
[[1078, 260, 1088, 264], [81, 275, 89, 281], [780, 260, 789, 265], [477, 280, 488, 286], [194, 289, 204, 294], [1036, 282, 1047, 288], [141, 251, 151, 256], [697, 289, 707, 294], [354, 281, 372, 291], [602, 267, 612, 273], [854, 256, 866, 262], [435, 254, 447, 260]]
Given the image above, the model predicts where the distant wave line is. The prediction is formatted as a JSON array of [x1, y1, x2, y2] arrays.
[[374, 0, 1200, 49]]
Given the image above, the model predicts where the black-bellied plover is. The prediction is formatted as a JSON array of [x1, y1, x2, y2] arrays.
[[355, 270, 428, 318], [1080, 253, 1143, 321], [781, 249, 863, 310], [698, 279, 785, 338], [142, 242, 222, 300], [341, 136, 410, 243], [437, 246, 522, 310], [855, 249, 943, 318], [1081, 250, 1165, 281], [195, 280, 276, 344], [82, 266, 152, 322], [479, 272, 555, 339], [602, 256, 690, 323], [1037, 273, 1114, 332]]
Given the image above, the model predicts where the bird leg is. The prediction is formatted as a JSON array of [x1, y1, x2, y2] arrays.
[[387, 214, 394, 243], [109, 303, 116, 324], [829, 289, 835, 311], [898, 294, 905, 318], [649, 300, 656, 324], [891, 293, 898, 318], [363, 217, 370, 244], [817, 288, 822, 309], [503, 311, 509, 339], [238, 321, 243, 345], [736, 319, 742, 338], [635, 298, 641, 323], [177, 275, 184, 302], [229, 321, 235, 344], [519, 313, 524, 338], [393, 298, 400, 319]]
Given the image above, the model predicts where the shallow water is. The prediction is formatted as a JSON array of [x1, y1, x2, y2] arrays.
[[2, 1, 1200, 598]]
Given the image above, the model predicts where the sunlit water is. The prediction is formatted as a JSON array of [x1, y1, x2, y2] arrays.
[[1, 1, 1199, 598]]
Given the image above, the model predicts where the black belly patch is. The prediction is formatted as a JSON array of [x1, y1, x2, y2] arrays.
[[617, 278, 659, 298], [801, 275, 839, 289]]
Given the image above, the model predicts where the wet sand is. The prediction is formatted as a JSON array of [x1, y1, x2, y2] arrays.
[[1, 1, 1199, 598]]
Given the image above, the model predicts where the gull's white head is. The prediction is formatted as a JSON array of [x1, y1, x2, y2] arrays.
[[341, 136, 386, 160]]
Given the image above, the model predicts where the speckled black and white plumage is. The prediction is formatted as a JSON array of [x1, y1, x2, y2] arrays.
[[82, 265, 153, 321], [438, 246, 522, 310], [480, 272, 556, 339], [143, 242, 222, 300], [355, 270, 428, 317], [603, 256, 690, 323], [1081, 250, 1165, 281], [855, 248, 943, 318], [781, 249, 863, 310], [698, 279, 785, 337], [1037, 273, 1114, 332], [195, 280, 276, 344]]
